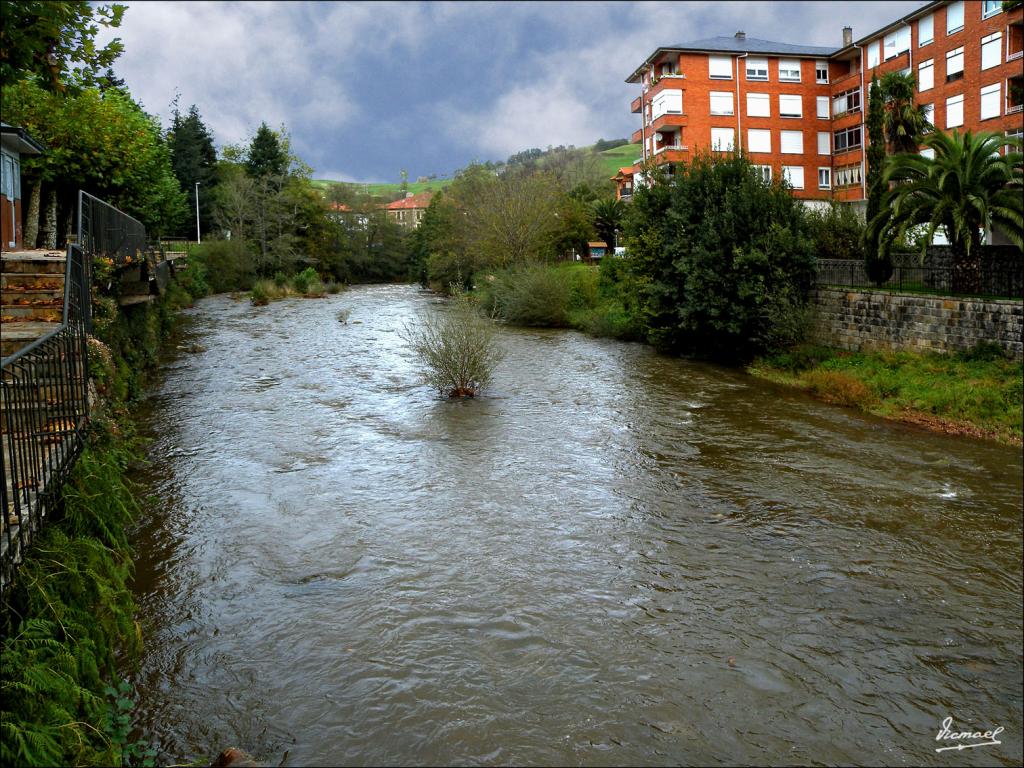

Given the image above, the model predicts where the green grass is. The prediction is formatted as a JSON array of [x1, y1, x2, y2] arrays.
[[311, 142, 642, 198], [750, 343, 1023, 443]]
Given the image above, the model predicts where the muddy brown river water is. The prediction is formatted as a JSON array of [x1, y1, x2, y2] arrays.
[[130, 285, 1023, 766]]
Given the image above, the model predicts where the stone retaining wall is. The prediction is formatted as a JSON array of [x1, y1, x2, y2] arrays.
[[810, 289, 1023, 359]]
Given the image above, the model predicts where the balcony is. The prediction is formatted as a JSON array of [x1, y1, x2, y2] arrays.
[[646, 74, 686, 99], [631, 127, 645, 145], [651, 112, 687, 133], [631, 95, 643, 114], [652, 145, 689, 164], [830, 69, 861, 91]]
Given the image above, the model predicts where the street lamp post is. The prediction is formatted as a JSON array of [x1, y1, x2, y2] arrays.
[[195, 181, 201, 244]]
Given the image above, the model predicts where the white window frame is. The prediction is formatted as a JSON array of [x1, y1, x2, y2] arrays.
[[711, 127, 735, 151], [709, 55, 733, 79], [982, 0, 1001, 19], [920, 147, 936, 159], [919, 13, 933, 46], [745, 57, 769, 81], [780, 130, 804, 154], [980, 82, 1000, 120], [747, 129, 771, 153], [746, 92, 770, 117], [779, 59, 801, 82], [946, 0, 964, 35], [981, 32, 1002, 71], [946, 93, 964, 128], [816, 96, 830, 119], [817, 131, 830, 155], [918, 59, 934, 91], [867, 41, 880, 68], [710, 91, 734, 116], [783, 166, 805, 189], [651, 90, 683, 119], [779, 94, 803, 118], [946, 46, 964, 81], [753, 165, 772, 183], [818, 167, 832, 190], [815, 60, 829, 83]]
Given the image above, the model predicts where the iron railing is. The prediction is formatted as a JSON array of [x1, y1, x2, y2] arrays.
[[817, 259, 1024, 299], [1, 244, 91, 596]]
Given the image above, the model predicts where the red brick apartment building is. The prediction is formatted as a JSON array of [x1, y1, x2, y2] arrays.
[[618, 0, 1023, 210]]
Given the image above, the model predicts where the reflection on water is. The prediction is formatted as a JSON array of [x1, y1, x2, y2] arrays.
[[131, 285, 1023, 767]]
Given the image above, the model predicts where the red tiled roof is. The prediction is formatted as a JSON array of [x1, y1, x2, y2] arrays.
[[384, 191, 434, 210], [328, 202, 352, 212]]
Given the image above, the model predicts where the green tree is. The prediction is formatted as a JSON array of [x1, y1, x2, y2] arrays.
[[864, 75, 892, 285], [245, 122, 287, 179], [878, 70, 932, 154], [868, 130, 1023, 293], [624, 152, 815, 358], [168, 102, 218, 236], [0, 0, 125, 92], [592, 197, 626, 250]]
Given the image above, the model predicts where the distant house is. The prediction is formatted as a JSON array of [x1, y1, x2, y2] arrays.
[[585, 241, 609, 262], [384, 191, 434, 228], [611, 167, 635, 201], [1, 123, 44, 250]]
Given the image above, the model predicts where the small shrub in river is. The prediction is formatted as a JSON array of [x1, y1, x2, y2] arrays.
[[402, 293, 504, 398], [804, 369, 877, 408], [273, 271, 288, 288], [291, 267, 320, 295], [250, 280, 271, 306]]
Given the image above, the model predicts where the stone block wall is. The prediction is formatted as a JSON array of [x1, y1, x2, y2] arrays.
[[810, 289, 1023, 359]]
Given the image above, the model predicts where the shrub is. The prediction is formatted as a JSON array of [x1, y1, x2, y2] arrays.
[[189, 239, 256, 293], [402, 293, 504, 398], [804, 369, 876, 408], [250, 280, 271, 306], [273, 271, 288, 287], [805, 201, 865, 260], [291, 266, 320, 295]]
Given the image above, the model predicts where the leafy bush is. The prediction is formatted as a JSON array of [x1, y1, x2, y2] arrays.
[[624, 152, 816, 359], [273, 271, 288, 287], [291, 266, 320, 295], [806, 201, 865, 260], [402, 293, 504, 397], [189, 239, 256, 293], [804, 369, 877, 407], [250, 280, 271, 306]]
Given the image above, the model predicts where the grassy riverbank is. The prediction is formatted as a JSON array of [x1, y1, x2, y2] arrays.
[[1, 271, 203, 767], [749, 343, 1024, 445]]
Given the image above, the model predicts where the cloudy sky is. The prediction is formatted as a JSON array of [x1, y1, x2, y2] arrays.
[[100, 0, 926, 183]]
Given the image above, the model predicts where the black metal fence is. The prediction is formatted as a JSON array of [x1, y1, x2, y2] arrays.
[[77, 190, 147, 268], [1, 244, 91, 596], [816, 259, 1024, 299]]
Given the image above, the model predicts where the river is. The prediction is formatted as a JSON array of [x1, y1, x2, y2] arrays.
[[130, 284, 1023, 767]]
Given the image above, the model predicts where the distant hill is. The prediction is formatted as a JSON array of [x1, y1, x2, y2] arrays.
[[313, 141, 640, 199]]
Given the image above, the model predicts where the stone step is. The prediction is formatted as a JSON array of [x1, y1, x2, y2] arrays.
[[0, 321, 65, 358], [1, 273, 66, 291], [0, 304, 64, 322], [1, 250, 67, 274]]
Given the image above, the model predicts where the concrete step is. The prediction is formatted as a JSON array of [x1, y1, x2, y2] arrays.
[[1, 273, 65, 291], [0, 321, 65, 358], [1, 250, 67, 274], [1, 304, 63, 322]]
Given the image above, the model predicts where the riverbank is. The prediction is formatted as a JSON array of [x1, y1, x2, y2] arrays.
[[748, 343, 1023, 445]]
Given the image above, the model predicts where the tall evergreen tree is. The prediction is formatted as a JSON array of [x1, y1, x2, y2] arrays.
[[245, 122, 287, 179], [168, 103, 218, 236], [864, 75, 892, 285]]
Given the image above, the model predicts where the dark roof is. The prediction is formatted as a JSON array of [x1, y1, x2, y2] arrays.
[[665, 35, 837, 57], [0, 123, 45, 155]]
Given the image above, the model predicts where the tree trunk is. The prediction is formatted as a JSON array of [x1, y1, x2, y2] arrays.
[[950, 237, 982, 296], [23, 180, 41, 248], [42, 186, 57, 249], [59, 190, 74, 248]]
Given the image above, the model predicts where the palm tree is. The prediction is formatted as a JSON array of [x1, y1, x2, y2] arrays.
[[878, 70, 932, 154], [591, 197, 625, 250], [868, 130, 1023, 293]]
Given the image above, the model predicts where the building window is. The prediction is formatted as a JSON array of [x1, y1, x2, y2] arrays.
[[918, 59, 934, 91], [1010, 75, 1024, 112], [816, 60, 829, 83], [919, 13, 934, 46], [867, 41, 880, 68], [980, 83, 1001, 120], [748, 129, 772, 153], [651, 90, 683, 119], [818, 168, 832, 189], [946, 93, 964, 127], [832, 87, 861, 116], [816, 96, 830, 118], [836, 164, 862, 187], [746, 57, 769, 80], [779, 59, 801, 81], [709, 55, 733, 79], [783, 166, 805, 189], [747, 92, 770, 117], [711, 127, 735, 151], [921, 147, 936, 159], [834, 126, 862, 152], [752, 165, 772, 183], [982, 0, 1002, 19], [710, 91, 734, 115], [947, 0, 964, 34], [779, 94, 802, 118], [884, 27, 911, 60], [780, 130, 804, 154], [981, 32, 1002, 70], [946, 46, 964, 82], [922, 102, 934, 125], [817, 131, 831, 155]]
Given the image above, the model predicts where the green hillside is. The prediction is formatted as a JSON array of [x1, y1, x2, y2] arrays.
[[313, 142, 640, 198]]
